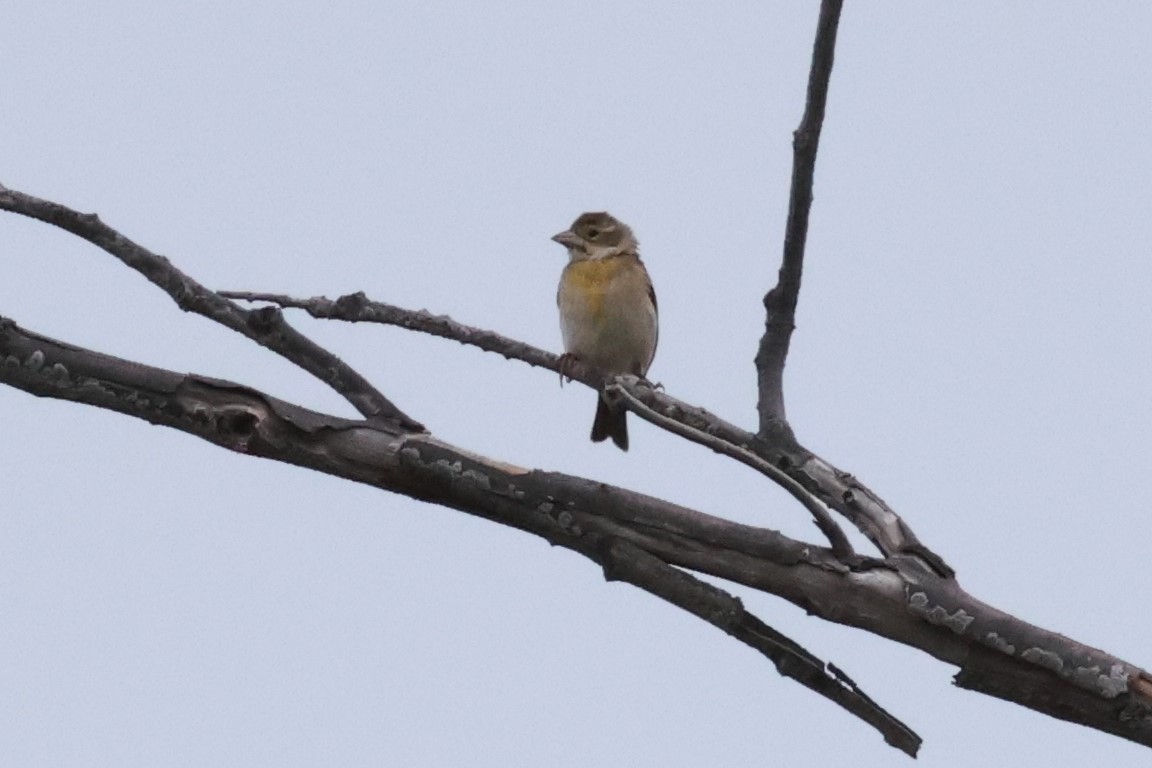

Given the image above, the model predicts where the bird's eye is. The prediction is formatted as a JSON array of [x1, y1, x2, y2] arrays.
[[586, 228, 600, 239]]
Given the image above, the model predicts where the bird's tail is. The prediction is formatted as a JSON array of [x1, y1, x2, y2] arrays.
[[591, 395, 628, 451]]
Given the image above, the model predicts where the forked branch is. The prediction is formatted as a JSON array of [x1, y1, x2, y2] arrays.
[[4, 0, 1151, 757], [216, 289, 930, 566], [0, 311, 920, 755], [0, 184, 421, 432]]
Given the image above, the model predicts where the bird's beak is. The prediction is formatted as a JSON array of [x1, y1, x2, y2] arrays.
[[551, 230, 582, 249]]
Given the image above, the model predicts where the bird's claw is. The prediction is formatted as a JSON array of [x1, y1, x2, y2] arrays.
[[637, 376, 664, 391]]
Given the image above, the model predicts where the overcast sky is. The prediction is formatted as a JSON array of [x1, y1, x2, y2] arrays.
[[3, 2, 1151, 765]]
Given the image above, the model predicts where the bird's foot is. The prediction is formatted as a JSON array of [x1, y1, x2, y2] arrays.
[[558, 353, 579, 386]]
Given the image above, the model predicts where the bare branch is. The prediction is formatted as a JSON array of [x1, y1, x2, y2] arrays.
[[600, 539, 919, 756], [219, 289, 575, 382], [3, 312, 1150, 750], [0, 0, 1141, 755], [217, 294, 854, 558], [219, 289, 941, 566], [606, 381, 855, 561], [755, 0, 844, 432], [0, 185, 421, 431], [0, 312, 917, 754]]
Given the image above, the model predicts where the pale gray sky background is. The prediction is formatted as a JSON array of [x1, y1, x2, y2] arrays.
[[2, 2, 1151, 765]]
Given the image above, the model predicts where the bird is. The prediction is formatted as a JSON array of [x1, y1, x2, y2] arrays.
[[552, 212, 658, 451]]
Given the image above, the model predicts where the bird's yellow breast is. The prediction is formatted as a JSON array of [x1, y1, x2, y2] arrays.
[[561, 258, 622, 319]]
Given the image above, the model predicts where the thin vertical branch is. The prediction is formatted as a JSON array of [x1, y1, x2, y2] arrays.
[[756, 0, 844, 434]]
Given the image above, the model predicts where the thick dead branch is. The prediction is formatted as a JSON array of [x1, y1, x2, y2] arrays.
[[3, 313, 1150, 752], [0, 313, 918, 755]]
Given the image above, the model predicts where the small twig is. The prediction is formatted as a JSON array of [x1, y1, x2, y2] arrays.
[[600, 539, 920, 757], [0, 187, 421, 430], [755, 0, 844, 433], [217, 290, 572, 384], [606, 381, 855, 560]]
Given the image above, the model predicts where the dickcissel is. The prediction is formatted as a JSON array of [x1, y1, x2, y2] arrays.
[[553, 212, 658, 451]]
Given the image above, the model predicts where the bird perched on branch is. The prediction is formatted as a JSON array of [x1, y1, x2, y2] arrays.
[[553, 212, 658, 451]]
